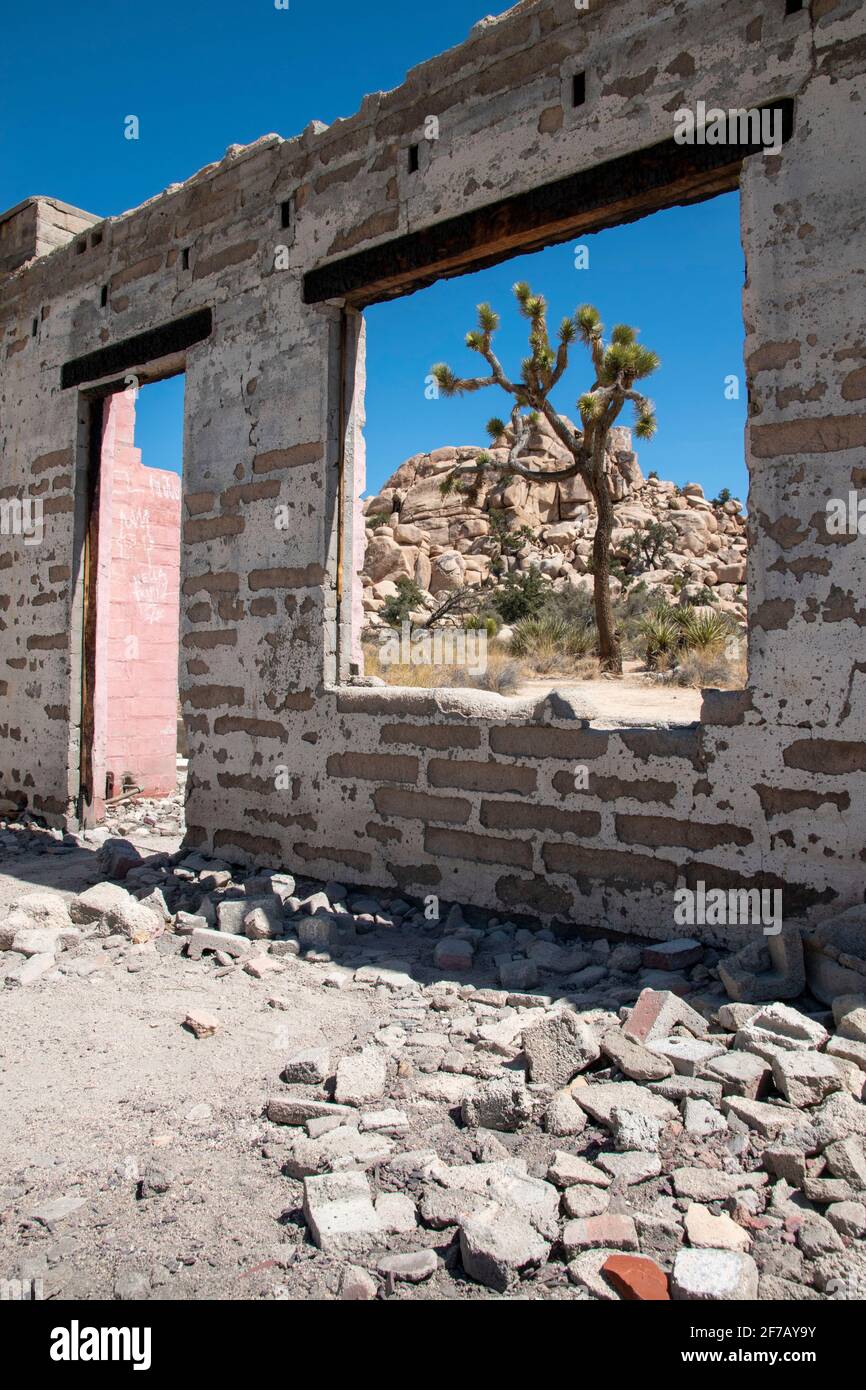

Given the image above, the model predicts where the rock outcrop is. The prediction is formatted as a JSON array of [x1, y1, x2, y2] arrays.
[[361, 414, 747, 628]]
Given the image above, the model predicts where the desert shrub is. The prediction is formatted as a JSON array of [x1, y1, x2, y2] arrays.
[[363, 642, 524, 695], [492, 568, 547, 623], [674, 607, 733, 651], [509, 615, 594, 672], [621, 522, 677, 577], [712, 487, 732, 506], [640, 608, 682, 668], [381, 577, 424, 627], [673, 647, 747, 690], [449, 655, 525, 695], [465, 613, 500, 637], [680, 586, 717, 608]]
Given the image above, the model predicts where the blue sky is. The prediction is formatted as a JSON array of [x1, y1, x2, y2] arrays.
[[2, 0, 748, 505]]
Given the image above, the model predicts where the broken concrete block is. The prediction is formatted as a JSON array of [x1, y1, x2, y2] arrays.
[[339, 1265, 377, 1300], [485, 1171, 560, 1240], [567, 1248, 627, 1300], [572, 1080, 678, 1130], [433, 937, 474, 972], [833, 995, 866, 1041], [303, 1173, 385, 1255], [804, 907, 866, 1005], [826, 1201, 866, 1238], [721, 1097, 793, 1137], [70, 882, 161, 942], [596, 1152, 661, 1185], [244, 955, 284, 979], [672, 1249, 759, 1301], [187, 927, 251, 961], [377, 1249, 437, 1283], [719, 927, 805, 1004], [735, 1002, 829, 1056], [827, 1034, 866, 1072], [497, 958, 539, 991], [684, 1204, 750, 1252], [267, 1096, 353, 1126], [562, 1184, 611, 1218], [642, 939, 703, 972], [771, 1051, 844, 1107], [796, 1211, 843, 1257], [10, 892, 71, 932], [703, 1050, 770, 1099], [600, 1029, 674, 1082], [461, 1077, 534, 1132], [682, 1098, 728, 1136], [374, 1191, 417, 1236], [543, 1092, 587, 1136], [335, 1048, 387, 1107], [623, 989, 709, 1046], [10, 927, 62, 958], [523, 1009, 600, 1087], [672, 1168, 767, 1202], [547, 1152, 611, 1189], [297, 913, 333, 951], [459, 1204, 549, 1292], [283, 1048, 330, 1085], [360, 1108, 409, 1134], [97, 838, 143, 880], [823, 1137, 866, 1190], [561, 1214, 638, 1255], [611, 1106, 662, 1153], [286, 1128, 395, 1178], [647, 1036, 726, 1077], [812, 1091, 866, 1146], [717, 1002, 762, 1031]]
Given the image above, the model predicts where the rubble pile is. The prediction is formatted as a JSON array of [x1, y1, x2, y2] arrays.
[[1, 820, 864, 1301], [361, 415, 748, 630]]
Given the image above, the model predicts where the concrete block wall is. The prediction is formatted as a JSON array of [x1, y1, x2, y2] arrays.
[[0, 0, 863, 946]]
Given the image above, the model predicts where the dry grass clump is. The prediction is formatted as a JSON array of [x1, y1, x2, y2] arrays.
[[362, 643, 524, 695], [672, 648, 748, 690]]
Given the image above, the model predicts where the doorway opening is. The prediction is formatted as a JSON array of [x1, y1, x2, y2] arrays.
[[78, 375, 184, 828]]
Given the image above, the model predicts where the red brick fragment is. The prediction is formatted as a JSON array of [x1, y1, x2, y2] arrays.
[[603, 1254, 670, 1302]]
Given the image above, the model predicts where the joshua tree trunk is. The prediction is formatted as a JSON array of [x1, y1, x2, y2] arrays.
[[590, 471, 622, 674]]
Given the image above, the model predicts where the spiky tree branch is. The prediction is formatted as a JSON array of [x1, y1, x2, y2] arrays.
[[430, 288, 660, 671]]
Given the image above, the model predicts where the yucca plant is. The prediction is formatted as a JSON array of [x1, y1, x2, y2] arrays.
[[675, 608, 733, 652], [641, 610, 682, 669], [510, 615, 570, 659], [510, 615, 596, 671]]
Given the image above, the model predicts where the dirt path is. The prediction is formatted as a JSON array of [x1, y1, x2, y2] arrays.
[[0, 835, 391, 1300], [516, 673, 703, 723]]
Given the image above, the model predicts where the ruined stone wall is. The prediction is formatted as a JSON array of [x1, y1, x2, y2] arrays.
[[0, 0, 863, 946]]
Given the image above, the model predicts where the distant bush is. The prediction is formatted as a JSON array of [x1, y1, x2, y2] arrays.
[[492, 568, 547, 623], [382, 577, 424, 626]]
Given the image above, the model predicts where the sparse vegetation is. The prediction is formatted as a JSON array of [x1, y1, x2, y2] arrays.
[[363, 642, 524, 695], [381, 577, 423, 627], [491, 568, 547, 623]]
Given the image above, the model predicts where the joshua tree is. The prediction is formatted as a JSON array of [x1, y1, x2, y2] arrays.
[[431, 285, 659, 672]]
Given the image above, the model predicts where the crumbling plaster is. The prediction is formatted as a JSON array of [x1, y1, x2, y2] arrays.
[[0, 0, 863, 945]]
